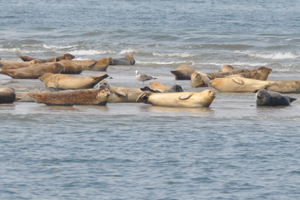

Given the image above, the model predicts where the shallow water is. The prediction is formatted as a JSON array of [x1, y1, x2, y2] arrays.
[[1, 0, 300, 199]]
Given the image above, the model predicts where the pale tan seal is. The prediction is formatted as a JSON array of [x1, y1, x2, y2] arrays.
[[71, 57, 112, 71], [190, 71, 212, 87], [0, 86, 16, 104], [209, 77, 300, 93], [171, 64, 195, 80], [0, 59, 41, 70], [17, 53, 75, 62], [58, 60, 83, 74], [0, 62, 65, 79], [255, 89, 296, 106], [39, 73, 109, 90], [28, 88, 110, 106], [110, 54, 135, 65], [98, 80, 143, 103], [137, 89, 216, 108], [219, 65, 234, 72], [208, 67, 272, 81], [147, 81, 183, 92]]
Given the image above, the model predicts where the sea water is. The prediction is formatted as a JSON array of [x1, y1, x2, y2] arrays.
[[1, 0, 300, 199]]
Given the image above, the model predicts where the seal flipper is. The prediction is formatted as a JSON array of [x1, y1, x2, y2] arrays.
[[178, 93, 193, 100], [114, 89, 127, 97], [136, 92, 150, 103], [232, 77, 244, 85], [140, 86, 161, 93]]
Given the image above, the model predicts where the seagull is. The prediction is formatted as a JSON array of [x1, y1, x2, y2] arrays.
[[135, 70, 156, 85]]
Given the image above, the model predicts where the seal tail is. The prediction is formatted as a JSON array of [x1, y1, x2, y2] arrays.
[[136, 92, 151, 103], [17, 54, 32, 62], [140, 86, 161, 93]]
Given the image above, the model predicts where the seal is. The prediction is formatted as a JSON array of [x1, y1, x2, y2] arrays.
[[255, 89, 297, 106], [190, 71, 212, 88], [208, 67, 272, 81], [110, 54, 135, 65], [98, 80, 143, 103], [148, 81, 183, 92], [27, 88, 110, 106], [58, 60, 83, 74], [0, 62, 65, 79], [0, 59, 41, 70], [219, 65, 234, 72], [170, 64, 195, 80], [137, 89, 216, 108], [71, 57, 112, 71], [209, 77, 300, 93], [0, 86, 16, 104], [17, 53, 75, 62], [39, 73, 109, 90]]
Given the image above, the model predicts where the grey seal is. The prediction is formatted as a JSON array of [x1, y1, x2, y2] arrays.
[[255, 89, 296, 106]]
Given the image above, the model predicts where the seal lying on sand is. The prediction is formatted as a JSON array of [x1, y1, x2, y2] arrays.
[[28, 88, 110, 106], [137, 89, 216, 108], [0, 86, 16, 104], [0, 62, 65, 79], [141, 81, 183, 93], [71, 57, 112, 71], [255, 89, 297, 106], [0, 59, 41, 70], [208, 67, 272, 81], [110, 54, 135, 65], [209, 77, 300, 93], [17, 53, 75, 62], [98, 80, 143, 103], [58, 60, 83, 74], [171, 64, 195, 80], [39, 73, 109, 90]]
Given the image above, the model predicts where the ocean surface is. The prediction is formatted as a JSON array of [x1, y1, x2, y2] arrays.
[[1, 0, 300, 199]]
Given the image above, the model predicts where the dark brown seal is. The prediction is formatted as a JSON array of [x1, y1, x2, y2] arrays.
[[170, 64, 195, 80], [0, 86, 16, 104], [28, 88, 110, 106]]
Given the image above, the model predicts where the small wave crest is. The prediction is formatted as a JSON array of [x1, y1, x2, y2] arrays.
[[69, 49, 117, 56], [43, 44, 76, 50], [152, 52, 198, 58], [248, 52, 300, 60]]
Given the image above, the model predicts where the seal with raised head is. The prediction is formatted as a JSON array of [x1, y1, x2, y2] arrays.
[[255, 89, 297, 106], [219, 65, 234, 72], [0, 59, 41, 70], [0, 86, 16, 104], [0, 62, 65, 79], [98, 80, 143, 103], [110, 54, 135, 65], [39, 73, 109, 90], [28, 88, 110, 106], [190, 71, 212, 88], [17, 53, 75, 62], [171, 64, 195, 80], [209, 77, 300, 93], [137, 89, 216, 108]]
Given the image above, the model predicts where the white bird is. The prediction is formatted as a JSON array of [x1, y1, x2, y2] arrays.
[[135, 70, 156, 85]]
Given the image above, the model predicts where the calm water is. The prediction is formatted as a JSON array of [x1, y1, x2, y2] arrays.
[[1, 0, 300, 199]]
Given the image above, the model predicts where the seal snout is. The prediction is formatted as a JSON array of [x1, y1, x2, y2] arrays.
[[208, 90, 216, 98]]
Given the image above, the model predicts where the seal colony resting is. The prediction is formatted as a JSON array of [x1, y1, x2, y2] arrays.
[[28, 88, 110, 106], [137, 89, 216, 108], [255, 89, 297, 106], [39, 73, 109, 90]]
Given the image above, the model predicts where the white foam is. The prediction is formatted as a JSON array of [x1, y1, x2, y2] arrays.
[[69, 49, 117, 56], [43, 44, 76, 50], [118, 48, 136, 55], [152, 52, 196, 58], [248, 52, 300, 59]]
